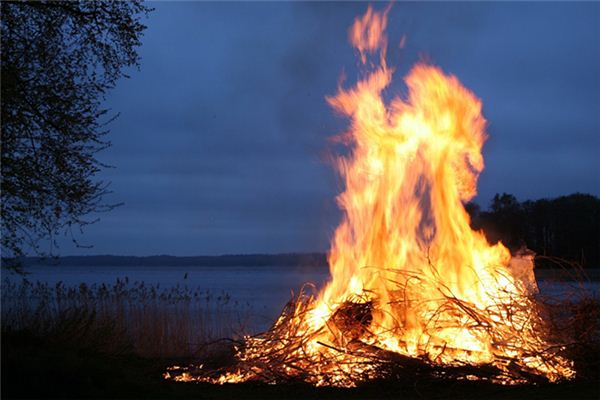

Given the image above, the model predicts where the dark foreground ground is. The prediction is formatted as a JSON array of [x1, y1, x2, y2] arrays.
[[2, 330, 598, 400]]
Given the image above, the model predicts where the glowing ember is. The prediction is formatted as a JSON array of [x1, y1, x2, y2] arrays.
[[166, 5, 574, 386]]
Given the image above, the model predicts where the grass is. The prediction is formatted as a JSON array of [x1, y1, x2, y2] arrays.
[[2, 330, 598, 400], [1, 274, 599, 399]]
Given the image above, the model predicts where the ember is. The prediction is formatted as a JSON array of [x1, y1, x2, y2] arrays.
[[166, 5, 575, 386]]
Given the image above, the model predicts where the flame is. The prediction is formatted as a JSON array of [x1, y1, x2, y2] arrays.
[[320, 7, 510, 358], [167, 5, 574, 386]]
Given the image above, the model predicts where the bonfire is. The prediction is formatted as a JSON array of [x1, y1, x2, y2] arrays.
[[166, 5, 575, 386]]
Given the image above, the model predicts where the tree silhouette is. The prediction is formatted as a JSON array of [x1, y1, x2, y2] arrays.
[[523, 194, 600, 267], [1, 1, 151, 261], [467, 193, 600, 268]]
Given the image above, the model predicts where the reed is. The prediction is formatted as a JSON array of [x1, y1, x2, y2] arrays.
[[1, 277, 253, 358]]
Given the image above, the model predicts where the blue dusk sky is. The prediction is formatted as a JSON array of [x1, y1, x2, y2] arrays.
[[58, 2, 599, 256]]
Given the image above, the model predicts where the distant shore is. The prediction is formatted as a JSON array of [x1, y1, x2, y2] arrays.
[[7, 254, 598, 280], [535, 268, 600, 281], [19, 253, 329, 268]]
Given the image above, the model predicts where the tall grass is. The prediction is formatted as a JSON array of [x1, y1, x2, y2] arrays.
[[1, 277, 253, 358]]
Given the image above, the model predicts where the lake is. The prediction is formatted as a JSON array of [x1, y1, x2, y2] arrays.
[[3, 264, 598, 330], [2, 264, 330, 329]]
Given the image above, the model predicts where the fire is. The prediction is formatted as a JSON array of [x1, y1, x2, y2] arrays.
[[166, 5, 574, 386]]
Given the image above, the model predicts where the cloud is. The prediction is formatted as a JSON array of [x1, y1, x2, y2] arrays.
[[56, 2, 599, 255]]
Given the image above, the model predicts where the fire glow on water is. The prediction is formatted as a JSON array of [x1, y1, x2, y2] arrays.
[[166, 6, 575, 386]]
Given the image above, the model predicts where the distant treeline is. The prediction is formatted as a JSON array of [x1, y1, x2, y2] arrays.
[[23, 253, 329, 268], [17, 193, 600, 270], [467, 193, 600, 268]]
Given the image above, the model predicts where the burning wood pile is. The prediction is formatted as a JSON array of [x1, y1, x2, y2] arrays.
[[165, 5, 576, 387]]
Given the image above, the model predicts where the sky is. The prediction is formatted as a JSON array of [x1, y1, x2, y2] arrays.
[[58, 2, 600, 256]]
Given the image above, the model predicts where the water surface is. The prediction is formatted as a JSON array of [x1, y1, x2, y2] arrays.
[[3, 264, 598, 328]]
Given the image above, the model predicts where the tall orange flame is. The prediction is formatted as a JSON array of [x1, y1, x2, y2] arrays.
[[166, 5, 574, 386], [322, 5, 509, 354], [304, 5, 572, 380]]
